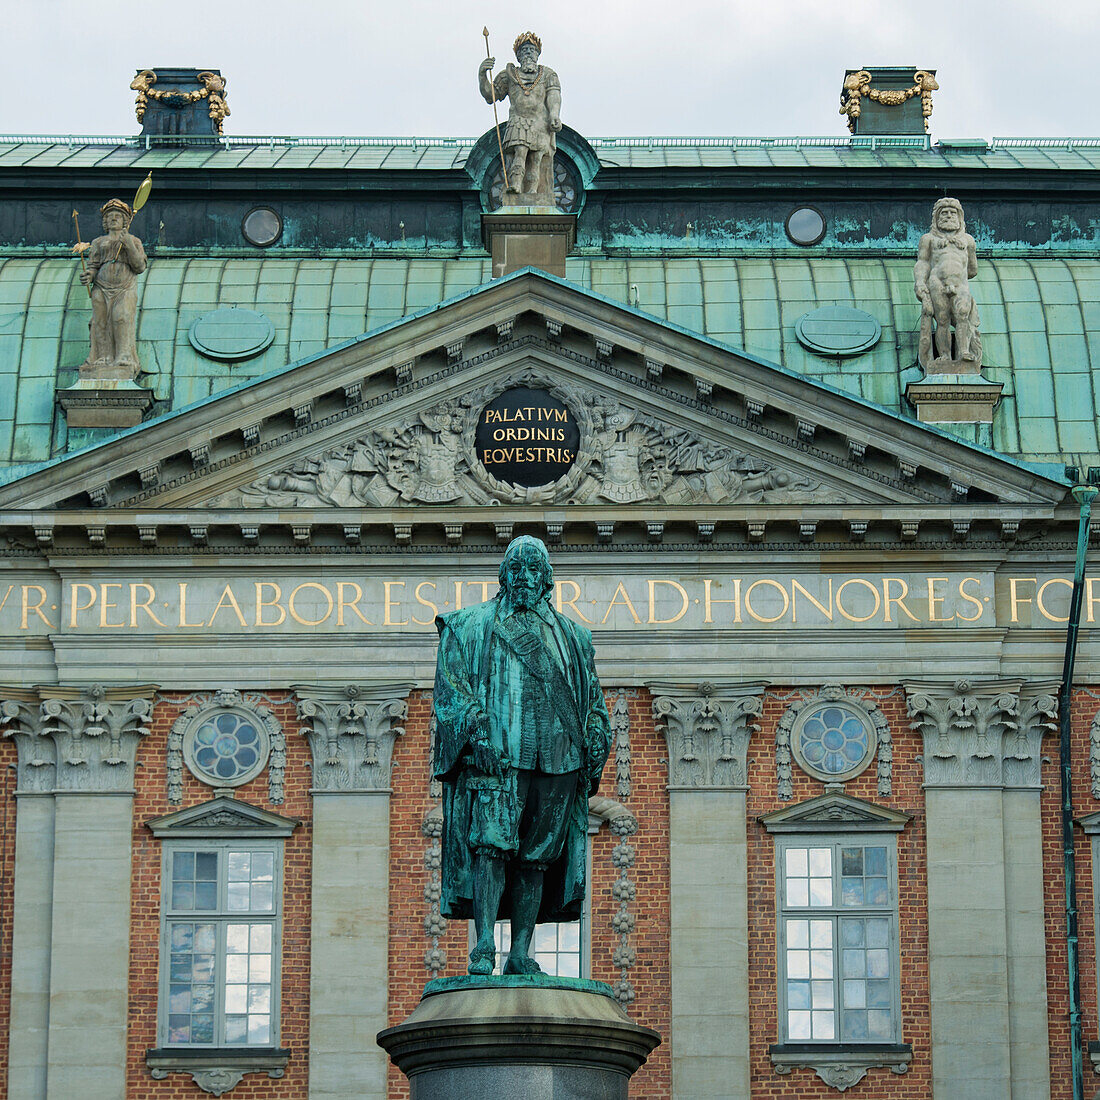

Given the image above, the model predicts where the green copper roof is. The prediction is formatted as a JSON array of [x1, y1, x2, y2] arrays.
[[4, 135, 1100, 172], [1, 254, 1098, 467]]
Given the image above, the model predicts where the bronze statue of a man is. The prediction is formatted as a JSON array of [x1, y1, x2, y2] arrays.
[[80, 198, 147, 379], [914, 197, 982, 370], [432, 536, 610, 975], [478, 31, 562, 203]]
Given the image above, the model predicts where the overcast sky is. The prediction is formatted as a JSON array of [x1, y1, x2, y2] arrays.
[[5, 0, 1098, 140]]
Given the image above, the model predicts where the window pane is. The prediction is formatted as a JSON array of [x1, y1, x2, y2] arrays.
[[249, 955, 272, 983], [251, 925, 273, 953], [251, 883, 274, 912], [868, 1009, 892, 1039], [843, 979, 866, 1008], [228, 852, 251, 881], [170, 924, 193, 952], [786, 848, 808, 877], [811, 1010, 835, 1039], [225, 1016, 247, 1044], [787, 950, 810, 979], [788, 880, 809, 907], [810, 950, 833, 979], [865, 847, 887, 875], [228, 883, 250, 911], [195, 882, 217, 910], [535, 925, 557, 952], [172, 882, 195, 910], [809, 877, 832, 906], [168, 1015, 190, 1043], [252, 852, 274, 881], [788, 1010, 811, 1039], [227, 924, 250, 952], [248, 1016, 271, 1044], [808, 848, 831, 876], [787, 980, 810, 1009], [811, 980, 834, 1009], [786, 919, 808, 949], [173, 852, 194, 881], [225, 984, 247, 1014], [226, 955, 248, 983], [192, 1014, 214, 1043], [195, 852, 218, 880]]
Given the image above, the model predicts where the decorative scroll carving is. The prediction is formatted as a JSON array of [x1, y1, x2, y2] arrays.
[[295, 684, 412, 791], [590, 795, 639, 1009], [1090, 709, 1100, 799], [131, 69, 230, 133], [611, 691, 632, 799], [37, 686, 155, 792], [649, 681, 766, 789], [774, 685, 892, 800], [904, 679, 1056, 788], [217, 371, 836, 510]]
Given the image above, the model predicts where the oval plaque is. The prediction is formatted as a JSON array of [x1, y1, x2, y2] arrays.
[[794, 306, 881, 357], [188, 307, 276, 362], [475, 386, 580, 487]]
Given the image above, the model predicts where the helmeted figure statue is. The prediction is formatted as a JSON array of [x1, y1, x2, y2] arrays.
[[432, 536, 611, 975], [478, 31, 562, 204], [79, 198, 147, 379], [914, 196, 982, 371]]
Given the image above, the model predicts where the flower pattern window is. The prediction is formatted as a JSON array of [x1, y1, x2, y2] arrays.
[[184, 709, 270, 788], [778, 838, 901, 1045], [792, 702, 875, 783], [161, 842, 280, 1048]]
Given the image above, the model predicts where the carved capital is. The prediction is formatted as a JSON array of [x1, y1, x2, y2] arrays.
[[648, 681, 767, 789], [0, 690, 55, 794], [903, 679, 1056, 788], [294, 683, 413, 791], [36, 685, 155, 792]]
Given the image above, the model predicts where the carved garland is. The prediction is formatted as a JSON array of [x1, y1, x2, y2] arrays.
[[591, 795, 639, 1008], [839, 70, 938, 133], [422, 711, 449, 977], [611, 691, 632, 800], [131, 70, 230, 133]]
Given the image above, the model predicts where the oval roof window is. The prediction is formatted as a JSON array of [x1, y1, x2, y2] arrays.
[[795, 306, 882, 357], [188, 307, 276, 362]]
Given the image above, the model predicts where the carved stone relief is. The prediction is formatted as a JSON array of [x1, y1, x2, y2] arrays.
[[590, 795, 639, 1009], [213, 370, 837, 510], [649, 682, 766, 789], [166, 690, 285, 804], [611, 691, 632, 800], [774, 685, 893, 801], [295, 684, 412, 791], [904, 679, 1057, 788]]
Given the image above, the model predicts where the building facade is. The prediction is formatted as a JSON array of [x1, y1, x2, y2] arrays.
[[1, 65, 1100, 1098]]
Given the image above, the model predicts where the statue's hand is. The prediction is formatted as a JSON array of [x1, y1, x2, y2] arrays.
[[479, 57, 495, 75], [79, 271, 93, 286], [471, 737, 506, 777], [550, 116, 562, 132]]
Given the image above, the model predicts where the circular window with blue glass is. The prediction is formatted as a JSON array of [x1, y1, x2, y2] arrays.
[[183, 709, 270, 788], [791, 701, 875, 783]]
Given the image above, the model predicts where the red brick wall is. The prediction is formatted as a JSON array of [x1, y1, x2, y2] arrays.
[[126, 693, 312, 1099], [387, 688, 673, 1099], [1045, 688, 1100, 1099], [747, 689, 932, 1098], [0, 737, 16, 1100]]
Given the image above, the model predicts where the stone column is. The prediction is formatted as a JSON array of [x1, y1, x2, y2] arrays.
[[649, 681, 766, 1100], [1, 692, 57, 1100], [904, 679, 1056, 1100], [295, 683, 412, 1100], [7, 685, 154, 1100]]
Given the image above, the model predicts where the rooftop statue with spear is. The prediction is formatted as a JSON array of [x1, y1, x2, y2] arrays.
[[478, 30, 562, 207], [72, 173, 152, 380]]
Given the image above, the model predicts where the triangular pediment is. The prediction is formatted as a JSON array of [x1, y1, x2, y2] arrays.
[[760, 792, 911, 833], [147, 795, 300, 837], [0, 271, 1066, 535]]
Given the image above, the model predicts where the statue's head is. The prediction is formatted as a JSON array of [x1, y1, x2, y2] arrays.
[[499, 535, 553, 609], [100, 198, 131, 231], [513, 31, 542, 70], [932, 197, 964, 235]]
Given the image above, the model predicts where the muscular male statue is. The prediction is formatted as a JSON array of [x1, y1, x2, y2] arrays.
[[478, 31, 562, 203], [914, 197, 982, 370], [79, 198, 147, 379], [432, 536, 611, 975]]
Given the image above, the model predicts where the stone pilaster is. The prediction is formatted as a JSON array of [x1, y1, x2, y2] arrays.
[[904, 679, 1056, 1100], [295, 682, 412, 1100], [649, 681, 766, 1100], [2, 685, 155, 1100]]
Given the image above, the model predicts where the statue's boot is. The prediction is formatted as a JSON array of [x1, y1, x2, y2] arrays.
[[503, 865, 545, 975], [507, 152, 526, 193], [470, 852, 506, 975]]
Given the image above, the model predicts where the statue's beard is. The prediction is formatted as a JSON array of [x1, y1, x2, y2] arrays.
[[509, 585, 541, 609], [520, 60, 537, 75]]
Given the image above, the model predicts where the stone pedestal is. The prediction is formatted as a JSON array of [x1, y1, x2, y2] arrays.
[[57, 379, 153, 429], [481, 212, 576, 279], [905, 373, 1004, 424], [377, 975, 660, 1100]]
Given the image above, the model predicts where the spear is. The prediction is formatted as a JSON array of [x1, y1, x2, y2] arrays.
[[482, 28, 510, 194], [113, 171, 153, 262], [71, 210, 92, 298]]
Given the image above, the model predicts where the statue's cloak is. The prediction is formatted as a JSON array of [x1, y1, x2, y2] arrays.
[[432, 596, 610, 922]]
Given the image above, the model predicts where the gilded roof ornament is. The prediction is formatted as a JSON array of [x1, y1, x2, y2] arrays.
[[839, 69, 938, 133]]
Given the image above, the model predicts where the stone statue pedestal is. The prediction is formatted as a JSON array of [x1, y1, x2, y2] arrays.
[[905, 372, 1004, 424], [377, 975, 660, 1099], [482, 211, 576, 279], [57, 379, 154, 429]]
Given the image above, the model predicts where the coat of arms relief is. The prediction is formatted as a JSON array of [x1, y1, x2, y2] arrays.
[[212, 373, 837, 508]]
